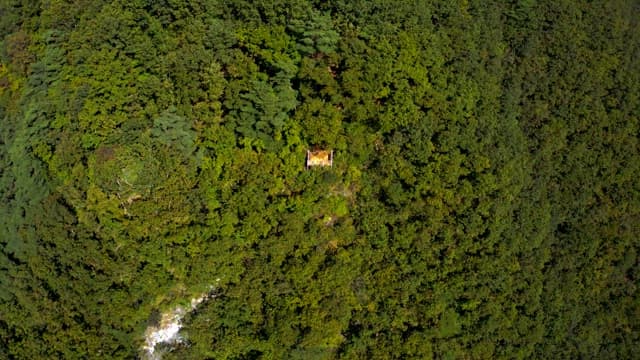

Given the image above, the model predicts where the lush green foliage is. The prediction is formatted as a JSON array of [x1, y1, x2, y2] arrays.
[[1, 0, 638, 358]]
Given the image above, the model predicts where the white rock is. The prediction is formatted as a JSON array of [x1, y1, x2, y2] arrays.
[[141, 288, 216, 359]]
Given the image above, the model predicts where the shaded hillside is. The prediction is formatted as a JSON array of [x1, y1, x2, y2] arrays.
[[1, 0, 638, 358]]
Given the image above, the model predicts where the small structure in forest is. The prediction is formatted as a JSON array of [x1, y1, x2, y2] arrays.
[[306, 149, 333, 169]]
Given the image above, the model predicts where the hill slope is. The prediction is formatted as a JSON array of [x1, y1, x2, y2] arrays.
[[1, 0, 638, 358]]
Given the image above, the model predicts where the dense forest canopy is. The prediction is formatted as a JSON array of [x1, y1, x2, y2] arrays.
[[1, 0, 639, 358]]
